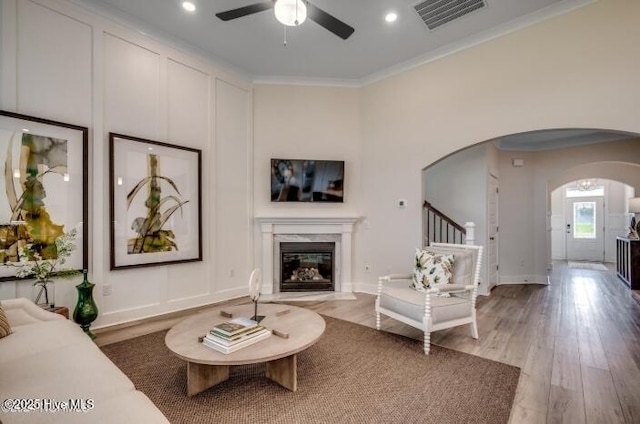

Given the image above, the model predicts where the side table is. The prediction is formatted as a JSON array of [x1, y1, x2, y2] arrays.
[[43, 306, 69, 319]]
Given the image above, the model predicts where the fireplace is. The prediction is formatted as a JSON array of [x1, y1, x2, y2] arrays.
[[280, 242, 335, 292], [256, 216, 358, 295]]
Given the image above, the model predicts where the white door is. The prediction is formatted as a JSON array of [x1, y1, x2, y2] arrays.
[[565, 197, 604, 261], [487, 175, 499, 289]]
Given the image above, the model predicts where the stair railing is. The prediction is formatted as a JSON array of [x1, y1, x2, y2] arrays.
[[423, 201, 475, 246]]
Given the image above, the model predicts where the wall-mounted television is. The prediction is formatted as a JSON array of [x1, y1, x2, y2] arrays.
[[271, 159, 344, 203]]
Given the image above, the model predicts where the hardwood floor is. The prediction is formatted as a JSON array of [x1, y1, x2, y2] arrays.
[[96, 263, 640, 424]]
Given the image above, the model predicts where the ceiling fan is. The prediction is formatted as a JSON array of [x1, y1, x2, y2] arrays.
[[215, 0, 355, 40]]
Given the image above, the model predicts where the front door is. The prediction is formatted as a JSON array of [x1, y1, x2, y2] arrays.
[[565, 197, 604, 261]]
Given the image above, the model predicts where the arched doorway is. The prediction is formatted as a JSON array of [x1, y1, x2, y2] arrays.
[[550, 178, 635, 263], [423, 131, 640, 295], [547, 162, 640, 266]]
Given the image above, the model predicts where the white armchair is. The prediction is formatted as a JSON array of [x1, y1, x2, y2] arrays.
[[375, 243, 483, 354]]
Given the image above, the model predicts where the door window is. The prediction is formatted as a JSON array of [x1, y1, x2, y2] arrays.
[[573, 202, 596, 239]]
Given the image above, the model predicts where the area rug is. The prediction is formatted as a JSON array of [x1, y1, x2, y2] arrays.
[[101, 316, 520, 424], [568, 261, 609, 271]]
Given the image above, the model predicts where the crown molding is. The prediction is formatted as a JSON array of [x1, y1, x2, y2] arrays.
[[254, 0, 596, 88], [69, 0, 595, 89], [360, 0, 596, 86], [252, 75, 361, 88]]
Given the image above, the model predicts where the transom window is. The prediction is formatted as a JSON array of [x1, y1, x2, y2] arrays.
[[566, 186, 604, 198]]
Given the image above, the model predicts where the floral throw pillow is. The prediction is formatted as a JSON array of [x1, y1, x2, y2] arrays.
[[412, 248, 455, 292], [0, 303, 12, 339]]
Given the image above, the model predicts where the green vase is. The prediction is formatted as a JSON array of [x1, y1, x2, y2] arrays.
[[73, 270, 99, 339]]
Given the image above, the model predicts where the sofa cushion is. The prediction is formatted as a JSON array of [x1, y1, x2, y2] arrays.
[[380, 287, 470, 324], [0, 340, 135, 401], [1, 391, 169, 424], [3, 298, 65, 326], [0, 319, 93, 364], [0, 302, 11, 338], [412, 248, 455, 291], [65, 391, 169, 424]]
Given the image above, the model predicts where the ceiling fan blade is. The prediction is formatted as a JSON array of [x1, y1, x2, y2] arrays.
[[215, 2, 274, 21], [305, 2, 355, 40]]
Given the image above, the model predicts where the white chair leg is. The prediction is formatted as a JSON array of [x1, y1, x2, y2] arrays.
[[376, 312, 381, 330], [424, 331, 431, 355], [470, 320, 479, 339]]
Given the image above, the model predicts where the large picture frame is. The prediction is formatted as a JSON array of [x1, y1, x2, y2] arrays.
[[109, 133, 202, 269], [0, 110, 88, 281]]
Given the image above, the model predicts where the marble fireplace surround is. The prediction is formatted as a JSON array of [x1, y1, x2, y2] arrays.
[[256, 216, 359, 295]]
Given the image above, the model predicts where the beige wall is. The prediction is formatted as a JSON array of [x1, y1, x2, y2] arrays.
[[550, 161, 640, 192], [355, 0, 640, 289], [423, 144, 489, 293], [252, 84, 361, 219]]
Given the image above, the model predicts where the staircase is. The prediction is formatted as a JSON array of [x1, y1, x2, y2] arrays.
[[423, 201, 474, 246]]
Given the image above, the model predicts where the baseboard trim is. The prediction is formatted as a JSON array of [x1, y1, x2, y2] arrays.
[[353, 282, 378, 295], [498, 275, 549, 285], [93, 295, 249, 333]]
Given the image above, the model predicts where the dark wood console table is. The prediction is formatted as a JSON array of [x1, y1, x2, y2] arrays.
[[616, 237, 640, 289]]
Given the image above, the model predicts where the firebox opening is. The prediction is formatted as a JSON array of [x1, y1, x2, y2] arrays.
[[280, 242, 335, 292]]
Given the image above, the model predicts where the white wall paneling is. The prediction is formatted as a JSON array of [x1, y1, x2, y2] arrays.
[[0, 0, 252, 328], [215, 79, 251, 294], [17, 0, 92, 123], [165, 59, 211, 303], [1, 0, 18, 110], [103, 33, 161, 138]]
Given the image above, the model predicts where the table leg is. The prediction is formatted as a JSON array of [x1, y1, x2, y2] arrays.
[[187, 362, 229, 397], [266, 354, 297, 391]]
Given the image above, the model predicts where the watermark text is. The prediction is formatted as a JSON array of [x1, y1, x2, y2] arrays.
[[2, 398, 94, 413]]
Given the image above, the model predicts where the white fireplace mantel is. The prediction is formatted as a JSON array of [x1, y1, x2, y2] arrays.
[[256, 216, 359, 295]]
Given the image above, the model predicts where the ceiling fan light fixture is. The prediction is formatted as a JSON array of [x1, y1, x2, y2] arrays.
[[274, 0, 307, 26], [181, 1, 196, 12]]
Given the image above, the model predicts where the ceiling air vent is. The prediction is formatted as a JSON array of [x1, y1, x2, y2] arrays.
[[414, 0, 487, 30]]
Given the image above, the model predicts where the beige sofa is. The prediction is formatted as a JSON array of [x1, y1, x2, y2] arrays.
[[0, 298, 168, 424]]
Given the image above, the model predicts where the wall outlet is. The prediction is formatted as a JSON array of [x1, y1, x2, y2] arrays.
[[103, 284, 113, 296], [396, 199, 407, 208]]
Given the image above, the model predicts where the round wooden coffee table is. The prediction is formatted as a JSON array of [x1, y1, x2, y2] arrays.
[[165, 303, 325, 396]]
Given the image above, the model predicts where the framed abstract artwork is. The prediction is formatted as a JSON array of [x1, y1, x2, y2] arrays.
[[0, 110, 88, 281], [109, 133, 202, 269]]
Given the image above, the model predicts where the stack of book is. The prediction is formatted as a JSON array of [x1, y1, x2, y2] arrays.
[[203, 317, 271, 354]]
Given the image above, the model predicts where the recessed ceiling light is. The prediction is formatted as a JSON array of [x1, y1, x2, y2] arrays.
[[182, 1, 196, 12], [385, 12, 398, 23]]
